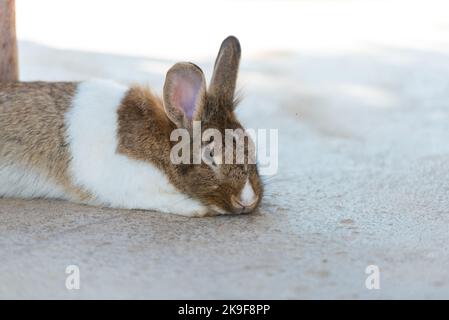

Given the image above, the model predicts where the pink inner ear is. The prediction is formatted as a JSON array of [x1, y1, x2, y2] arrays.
[[171, 72, 202, 120]]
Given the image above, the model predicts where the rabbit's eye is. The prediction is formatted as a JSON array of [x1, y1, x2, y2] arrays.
[[209, 150, 217, 166], [202, 146, 217, 167]]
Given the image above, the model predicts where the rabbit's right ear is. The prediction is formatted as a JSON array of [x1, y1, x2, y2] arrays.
[[163, 62, 206, 128], [208, 36, 241, 105]]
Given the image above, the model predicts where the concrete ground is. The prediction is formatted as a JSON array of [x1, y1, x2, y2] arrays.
[[1, 0, 449, 299]]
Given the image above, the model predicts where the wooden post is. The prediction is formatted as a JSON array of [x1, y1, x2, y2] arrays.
[[0, 0, 18, 81]]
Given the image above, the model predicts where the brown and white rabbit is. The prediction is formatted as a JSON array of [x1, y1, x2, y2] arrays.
[[0, 36, 263, 217]]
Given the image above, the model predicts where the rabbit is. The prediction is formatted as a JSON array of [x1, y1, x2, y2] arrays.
[[0, 36, 263, 217]]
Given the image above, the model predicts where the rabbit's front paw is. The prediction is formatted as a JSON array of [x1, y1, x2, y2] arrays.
[[163, 195, 210, 217], [177, 205, 211, 218]]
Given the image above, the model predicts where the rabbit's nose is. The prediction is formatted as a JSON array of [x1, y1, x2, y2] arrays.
[[231, 195, 259, 212], [230, 194, 259, 214], [231, 179, 259, 213]]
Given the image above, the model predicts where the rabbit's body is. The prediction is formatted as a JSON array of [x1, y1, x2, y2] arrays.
[[0, 36, 263, 217], [0, 82, 78, 201], [0, 80, 207, 216]]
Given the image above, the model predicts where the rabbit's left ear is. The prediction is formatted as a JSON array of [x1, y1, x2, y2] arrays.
[[208, 36, 241, 106], [163, 62, 206, 128]]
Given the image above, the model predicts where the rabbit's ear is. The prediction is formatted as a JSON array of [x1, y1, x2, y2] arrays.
[[163, 62, 206, 128], [208, 36, 241, 105]]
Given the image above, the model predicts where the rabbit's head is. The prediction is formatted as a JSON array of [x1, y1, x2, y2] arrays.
[[163, 36, 263, 215]]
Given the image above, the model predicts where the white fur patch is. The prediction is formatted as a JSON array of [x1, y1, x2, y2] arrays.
[[65, 79, 207, 216], [0, 162, 67, 200], [240, 178, 257, 206]]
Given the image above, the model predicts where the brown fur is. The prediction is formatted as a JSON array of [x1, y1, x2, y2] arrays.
[[0, 81, 90, 200], [117, 85, 177, 176]]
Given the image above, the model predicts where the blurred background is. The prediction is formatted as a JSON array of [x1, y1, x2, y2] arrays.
[[2, 0, 449, 298], [15, 0, 449, 154], [17, 0, 449, 59]]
